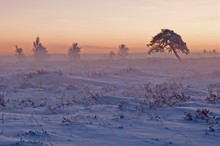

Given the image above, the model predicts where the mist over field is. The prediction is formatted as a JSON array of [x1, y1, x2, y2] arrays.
[[0, 0, 219, 145], [0, 53, 220, 146]]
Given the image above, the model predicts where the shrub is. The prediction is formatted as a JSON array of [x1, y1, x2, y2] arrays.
[[61, 116, 79, 125], [122, 82, 190, 108], [196, 109, 210, 122], [0, 94, 6, 107], [19, 81, 32, 89], [206, 87, 220, 104], [145, 83, 190, 108], [26, 70, 48, 78], [185, 108, 219, 124], [66, 83, 77, 90], [184, 108, 220, 133]]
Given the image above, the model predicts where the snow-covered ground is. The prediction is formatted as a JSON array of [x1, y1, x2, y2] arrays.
[[0, 56, 220, 146]]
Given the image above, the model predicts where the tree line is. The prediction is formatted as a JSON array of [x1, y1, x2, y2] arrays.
[[202, 49, 218, 54], [15, 36, 130, 62], [16, 29, 217, 63]]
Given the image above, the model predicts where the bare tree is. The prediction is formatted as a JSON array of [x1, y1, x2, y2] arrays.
[[15, 45, 24, 62], [68, 42, 81, 60], [33, 36, 48, 60], [109, 51, 116, 60], [118, 44, 129, 59], [147, 29, 189, 62]]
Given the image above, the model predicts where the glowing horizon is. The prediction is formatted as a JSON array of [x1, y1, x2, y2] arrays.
[[0, 0, 219, 55]]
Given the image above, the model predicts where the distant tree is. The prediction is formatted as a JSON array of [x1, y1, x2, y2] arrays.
[[109, 51, 116, 60], [33, 36, 48, 60], [15, 45, 24, 62], [147, 29, 190, 62], [68, 42, 81, 60], [203, 49, 208, 53], [212, 49, 217, 54], [118, 44, 129, 59]]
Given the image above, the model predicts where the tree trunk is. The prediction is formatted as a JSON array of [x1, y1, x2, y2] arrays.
[[172, 48, 182, 63]]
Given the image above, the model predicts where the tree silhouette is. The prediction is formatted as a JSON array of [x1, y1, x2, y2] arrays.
[[15, 45, 24, 62], [118, 44, 129, 59], [33, 36, 48, 60], [212, 49, 217, 54], [203, 49, 208, 53], [109, 51, 116, 60], [68, 42, 81, 60], [147, 29, 189, 62]]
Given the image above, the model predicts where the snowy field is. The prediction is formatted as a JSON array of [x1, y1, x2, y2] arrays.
[[0, 55, 220, 146]]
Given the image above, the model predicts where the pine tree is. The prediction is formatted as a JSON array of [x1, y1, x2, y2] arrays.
[[147, 29, 189, 62], [33, 36, 48, 60], [15, 45, 24, 62], [118, 44, 129, 59], [68, 42, 81, 60]]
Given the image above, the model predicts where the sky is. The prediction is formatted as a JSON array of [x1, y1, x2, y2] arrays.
[[0, 0, 219, 55]]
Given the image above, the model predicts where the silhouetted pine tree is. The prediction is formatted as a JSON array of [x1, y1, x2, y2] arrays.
[[147, 29, 189, 62]]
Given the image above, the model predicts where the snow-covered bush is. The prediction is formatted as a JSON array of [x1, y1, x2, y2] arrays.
[[113, 67, 139, 75], [19, 80, 32, 89], [206, 87, 220, 104], [117, 100, 125, 110], [46, 105, 61, 114], [196, 109, 211, 122], [66, 82, 77, 90], [80, 90, 103, 110], [89, 71, 107, 77], [123, 82, 190, 108], [26, 70, 49, 79], [0, 94, 6, 107], [101, 85, 117, 93], [184, 108, 220, 133], [61, 116, 79, 125], [184, 112, 193, 121]]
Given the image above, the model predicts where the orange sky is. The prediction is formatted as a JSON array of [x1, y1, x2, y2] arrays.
[[0, 0, 219, 55]]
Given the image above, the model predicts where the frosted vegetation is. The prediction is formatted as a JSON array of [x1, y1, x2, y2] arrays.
[[0, 53, 220, 146], [0, 29, 219, 145]]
